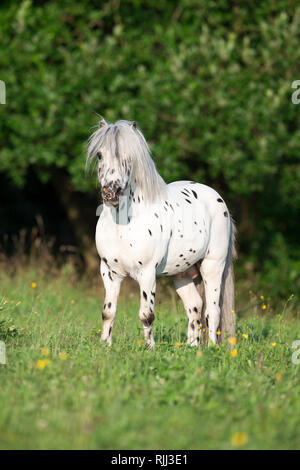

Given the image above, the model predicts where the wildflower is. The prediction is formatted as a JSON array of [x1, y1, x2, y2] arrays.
[[272, 342, 276, 347], [16, 301, 22, 306], [197, 350, 203, 358], [230, 349, 238, 357], [197, 326, 201, 330], [231, 309, 235, 314], [58, 351, 68, 361], [137, 339, 143, 345], [216, 330, 221, 336], [242, 334, 248, 339], [228, 337, 237, 346], [231, 432, 248, 447], [36, 359, 50, 370], [4, 299, 9, 304], [275, 373, 282, 382], [71, 300, 75, 304], [97, 329, 101, 334], [262, 304, 267, 310], [260, 295, 264, 300], [174, 342, 181, 348], [32, 282, 37, 288], [41, 348, 50, 357]]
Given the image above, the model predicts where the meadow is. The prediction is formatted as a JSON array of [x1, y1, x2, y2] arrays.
[[0, 265, 299, 450]]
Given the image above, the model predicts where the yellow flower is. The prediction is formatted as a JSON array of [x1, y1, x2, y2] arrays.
[[36, 359, 50, 370], [228, 337, 237, 346], [71, 300, 75, 304], [31, 282, 37, 288], [137, 339, 143, 345], [242, 334, 248, 339], [174, 342, 181, 348], [196, 350, 203, 358], [41, 347, 50, 357], [230, 349, 238, 357], [272, 342, 276, 347], [197, 326, 201, 330], [216, 330, 221, 336], [260, 295, 264, 300], [4, 299, 9, 304], [275, 373, 282, 382], [231, 432, 248, 447], [231, 309, 235, 313], [262, 304, 267, 310], [16, 301, 22, 306], [58, 351, 68, 361]]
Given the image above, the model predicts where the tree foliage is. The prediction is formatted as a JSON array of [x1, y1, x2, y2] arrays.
[[0, 0, 299, 280]]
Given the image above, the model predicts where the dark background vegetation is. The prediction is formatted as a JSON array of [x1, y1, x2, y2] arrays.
[[0, 0, 299, 305]]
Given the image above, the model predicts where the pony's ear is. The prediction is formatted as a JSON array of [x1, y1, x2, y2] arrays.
[[99, 118, 108, 128], [131, 121, 137, 130]]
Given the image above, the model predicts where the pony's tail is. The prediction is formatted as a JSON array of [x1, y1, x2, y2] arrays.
[[218, 218, 237, 343]]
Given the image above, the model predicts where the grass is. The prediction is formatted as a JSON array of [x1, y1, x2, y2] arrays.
[[0, 266, 300, 450]]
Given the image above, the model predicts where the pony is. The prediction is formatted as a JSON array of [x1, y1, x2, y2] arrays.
[[87, 119, 236, 349]]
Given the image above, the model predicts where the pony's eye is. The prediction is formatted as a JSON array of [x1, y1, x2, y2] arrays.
[[97, 151, 102, 160]]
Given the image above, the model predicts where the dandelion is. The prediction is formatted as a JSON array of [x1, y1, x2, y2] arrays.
[[216, 330, 221, 336], [272, 342, 276, 347], [16, 301, 22, 306], [230, 349, 238, 357], [242, 334, 248, 339], [71, 300, 75, 304], [35, 359, 50, 370], [262, 304, 267, 310], [31, 282, 37, 289], [97, 329, 102, 334], [174, 342, 181, 348], [4, 299, 9, 304], [41, 348, 50, 357], [260, 295, 264, 300], [231, 432, 248, 447], [58, 351, 68, 361], [197, 326, 201, 330], [228, 337, 237, 346], [137, 339, 143, 345], [275, 373, 282, 382], [231, 309, 235, 314]]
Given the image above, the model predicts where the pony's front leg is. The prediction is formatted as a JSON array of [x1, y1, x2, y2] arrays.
[[100, 261, 122, 346], [137, 268, 156, 350]]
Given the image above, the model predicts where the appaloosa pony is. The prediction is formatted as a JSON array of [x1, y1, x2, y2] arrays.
[[87, 119, 236, 348]]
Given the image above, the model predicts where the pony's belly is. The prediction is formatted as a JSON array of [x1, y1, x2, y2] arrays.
[[157, 241, 207, 276]]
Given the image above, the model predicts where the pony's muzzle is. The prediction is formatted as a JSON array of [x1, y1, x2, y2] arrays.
[[102, 184, 123, 206]]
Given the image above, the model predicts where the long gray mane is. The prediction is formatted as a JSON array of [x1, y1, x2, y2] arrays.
[[87, 120, 166, 203]]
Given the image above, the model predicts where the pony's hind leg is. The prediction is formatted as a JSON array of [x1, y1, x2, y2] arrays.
[[200, 258, 225, 345], [173, 278, 203, 346], [100, 260, 122, 346]]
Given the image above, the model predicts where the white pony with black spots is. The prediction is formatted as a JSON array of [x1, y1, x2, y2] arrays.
[[87, 119, 236, 349]]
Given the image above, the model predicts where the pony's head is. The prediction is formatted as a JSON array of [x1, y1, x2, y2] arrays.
[[87, 118, 166, 207]]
